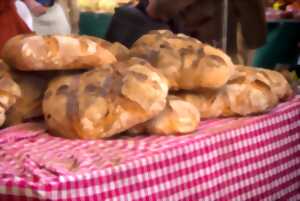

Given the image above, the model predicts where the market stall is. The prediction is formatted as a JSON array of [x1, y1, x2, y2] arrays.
[[0, 30, 299, 201], [0, 1, 299, 200], [0, 96, 299, 200]]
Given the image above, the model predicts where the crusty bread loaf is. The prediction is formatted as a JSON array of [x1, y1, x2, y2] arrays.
[[131, 30, 235, 91], [2, 34, 117, 71], [179, 66, 288, 118], [0, 60, 21, 126], [237, 66, 293, 100], [43, 58, 169, 139], [5, 71, 52, 125], [129, 95, 200, 135]]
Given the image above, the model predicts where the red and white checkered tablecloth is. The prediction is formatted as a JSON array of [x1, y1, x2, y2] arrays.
[[0, 96, 300, 201]]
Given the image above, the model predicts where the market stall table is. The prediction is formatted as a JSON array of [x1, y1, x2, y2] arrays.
[[0, 96, 300, 201]]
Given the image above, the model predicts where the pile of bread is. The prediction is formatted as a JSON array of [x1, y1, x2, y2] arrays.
[[0, 30, 292, 139]]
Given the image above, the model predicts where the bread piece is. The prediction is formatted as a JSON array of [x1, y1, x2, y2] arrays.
[[0, 60, 21, 126], [129, 95, 200, 135], [108, 42, 131, 61], [131, 30, 235, 90], [2, 34, 117, 71], [133, 30, 203, 50], [179, 67, 283, 118], [0, 107, 5, 126], [43, 58, 169, 139], [226, 77, 278, 116], [254, 68, 292, 100], [5, 71, 52, 125], [235, 66, 293, 100], [179, 90, 234, 119]]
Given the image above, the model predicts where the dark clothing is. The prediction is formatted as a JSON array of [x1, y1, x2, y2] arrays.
[[141, 0, 267, 54], [36, 0, 55, 7], [105, 5, 170, 47]]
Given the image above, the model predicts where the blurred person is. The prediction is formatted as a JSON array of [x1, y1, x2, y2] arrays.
[[22, 0, 48, 17], [0, 0, 32, 52], [144, 0, 267, 64], [58, 0, 80, 33], [24, 0, 71, 35], [15, 0, 33, 30]]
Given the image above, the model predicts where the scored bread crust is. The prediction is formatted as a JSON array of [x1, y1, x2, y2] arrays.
[[1, 34, 117, 71], [179, 66, 291, 118], [235, 66, 293, 101], [131, 30, 235, 91], [129, 95, 201, 136], [43, 58, 169, 139]]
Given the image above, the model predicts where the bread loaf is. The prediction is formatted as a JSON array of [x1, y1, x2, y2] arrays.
[[129, 95, 200, 135], [131, 30, 235, 91], [179, 66, 287, 118], [5, 71, 52, 125], [2, 34, 117, 71], [179, 90, 233, 119], [0, 60, 21, 126], [237, 66, 293, 100], [43, 58, 169, 139]]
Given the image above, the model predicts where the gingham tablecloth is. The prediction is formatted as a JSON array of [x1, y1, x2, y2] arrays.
[[0, 96, 300, 201]]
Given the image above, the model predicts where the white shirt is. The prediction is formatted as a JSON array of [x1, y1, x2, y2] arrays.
[[15, 0, 33, 30], [32, 2, 71, 35]]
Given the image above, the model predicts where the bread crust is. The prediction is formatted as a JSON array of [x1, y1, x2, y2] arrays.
[[179, 66, 292, 118], [131, 30, 235, 91], [129, 95, 201, 136], [43, 58, 169, 139], [0, 60, 21, 126], [2, 34, 117, 71]]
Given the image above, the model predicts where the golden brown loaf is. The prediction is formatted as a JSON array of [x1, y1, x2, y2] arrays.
[[0, 60, 21, 126], [179, 66, 289, 118], [235, 66, 293, 101], [129, 95, 200, 135], [43, 58, 169, 139], [131, 30, 235, 91], [1, 34, 117, 71]]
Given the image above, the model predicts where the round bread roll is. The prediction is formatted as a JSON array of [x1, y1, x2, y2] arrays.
[[1, 34, 117, 71], [131, 30, 235, 91], [179, 66, 283, 118], [43, 58, 169, 139], [0, 60, 22, 126], [129, 95, 200, 135]]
